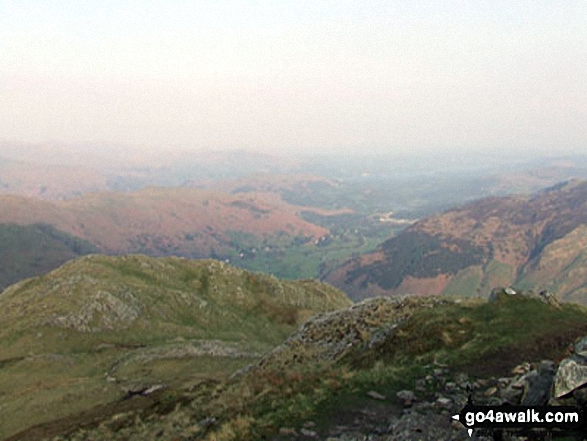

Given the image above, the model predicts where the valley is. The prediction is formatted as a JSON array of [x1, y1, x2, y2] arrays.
[[1, 148, 587, 294], [1, 149, 587, 439]]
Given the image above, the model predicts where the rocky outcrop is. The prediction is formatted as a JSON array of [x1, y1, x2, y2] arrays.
[[281, 357, 582, 440], [234, 296, 454, 378], [274, 334, 587, 440], [553, 335, 587, 401], [488, 286, 562, 308]]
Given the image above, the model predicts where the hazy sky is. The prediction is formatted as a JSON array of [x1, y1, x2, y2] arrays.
[[1, 1, 586, 156]]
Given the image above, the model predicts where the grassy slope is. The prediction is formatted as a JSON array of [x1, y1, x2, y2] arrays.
[[46, 294, 587, 441], [0, 255, 351, 439]]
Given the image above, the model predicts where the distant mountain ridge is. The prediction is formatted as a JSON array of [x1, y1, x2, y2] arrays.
[[325, 179, 587, 302], [0, 146, 308, 199], [0, 186, 331, 256], [0, 155, 109, 199]]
